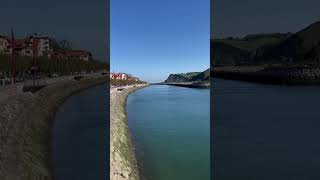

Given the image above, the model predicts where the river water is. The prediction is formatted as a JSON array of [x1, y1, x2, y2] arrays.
[[51, 85, 107, 180], [127, 85, 210, 180], [212, 78, 320, 180]]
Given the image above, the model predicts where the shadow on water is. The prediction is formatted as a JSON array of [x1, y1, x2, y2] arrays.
[[51, 85, 108, 180], [212, 78, 320, 180]]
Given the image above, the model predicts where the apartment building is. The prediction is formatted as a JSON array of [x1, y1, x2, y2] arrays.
[[0, 34, 92, 61]]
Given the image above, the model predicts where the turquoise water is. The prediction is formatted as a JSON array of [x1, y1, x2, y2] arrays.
[[127, 85, 210, 180]]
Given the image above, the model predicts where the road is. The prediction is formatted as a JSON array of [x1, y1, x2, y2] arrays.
[[0, 71, 107, 103]]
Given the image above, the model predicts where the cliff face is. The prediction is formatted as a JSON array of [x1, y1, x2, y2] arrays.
[[192, 69, 210, 82], [164, 74, 189, 83], [165, 69, 210, 83]]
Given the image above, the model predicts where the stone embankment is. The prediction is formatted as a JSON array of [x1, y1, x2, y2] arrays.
[[0, 84, 24, 103], [166, 82, 210, 88], [0, 75, 107, 180], [110, 84, 147, 180], [212, 66, 320, 85]]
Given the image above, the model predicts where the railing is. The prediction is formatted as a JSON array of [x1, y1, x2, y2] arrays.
[[23, 78, 47, 87]]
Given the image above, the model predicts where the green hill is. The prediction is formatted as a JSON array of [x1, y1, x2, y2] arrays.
[[255, 21, 320, 64], [212, 21, 320, 66], [212, 41, 250, 65], [165, 69, 209, 83], [214, 33, 289, 51]]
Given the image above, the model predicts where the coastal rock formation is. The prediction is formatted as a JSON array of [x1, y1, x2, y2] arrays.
[[164, 74, 190, 83], [165, 69, 210, 83]]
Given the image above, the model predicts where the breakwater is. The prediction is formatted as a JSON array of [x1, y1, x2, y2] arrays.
[[213, 66, 320, 85], [165, 82, 210, 88], [0, 75, 107, 180], [110, 85, 147, 180]]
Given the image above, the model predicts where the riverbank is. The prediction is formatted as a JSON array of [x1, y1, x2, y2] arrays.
[[0, 75, 107, 180], [212, 66, 320, 85], [110, 84, 147, 180]]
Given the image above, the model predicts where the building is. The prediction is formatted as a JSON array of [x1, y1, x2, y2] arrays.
[[51, 50, 66, 59], [0, 33, 93, 61], [64, 50, 92, 61], [29, 35, 52, 57], [110, 73, 140, 81], [0, 35, 9, 54], [12, 38, 33, 57], [110, 73, 128, 80], [110, 73, 121, 79], [0, 35, 52, 58], [119, 73, 128, 80]]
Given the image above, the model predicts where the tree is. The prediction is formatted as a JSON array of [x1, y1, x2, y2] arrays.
[[58, 40, 72, 50]]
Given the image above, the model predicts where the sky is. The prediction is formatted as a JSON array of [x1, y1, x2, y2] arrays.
[[111, 0, 210, 83], [212, 0, 320, 39], [0, 0, 108, 61]]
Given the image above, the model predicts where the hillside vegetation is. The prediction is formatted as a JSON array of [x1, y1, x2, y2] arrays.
[[0, 55, 108, 78], [212, 21, 320, 67], [165, 69, 209, 83]]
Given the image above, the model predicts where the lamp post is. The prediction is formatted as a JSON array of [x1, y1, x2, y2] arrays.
[[32, 35, 38, 87], [10, 28, 16, 85]]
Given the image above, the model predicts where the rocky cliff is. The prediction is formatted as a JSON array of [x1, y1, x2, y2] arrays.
[[165, 69, 209, 83]]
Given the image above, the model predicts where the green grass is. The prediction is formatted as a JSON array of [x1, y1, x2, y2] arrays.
[[214, 34, 287, 51], [110, 79, 146, 86]]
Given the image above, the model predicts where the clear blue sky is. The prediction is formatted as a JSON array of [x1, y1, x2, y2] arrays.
[[212, 0, 320, 39], [111, 0, 210, 83]]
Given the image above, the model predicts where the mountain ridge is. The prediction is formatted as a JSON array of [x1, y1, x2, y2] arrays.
[[211, 21, 320, 66], [164, 69, 210, 83]]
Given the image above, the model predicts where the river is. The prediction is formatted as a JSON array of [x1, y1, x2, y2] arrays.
[[127, 85, 210, 180], [51, 85, 107, 180], [212, 78, 320, 180]]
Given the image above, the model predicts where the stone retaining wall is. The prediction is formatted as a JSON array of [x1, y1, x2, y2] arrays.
[[110, 85, 147, 180], [213, 67, 320, 85], [0, 76, 107, 180]]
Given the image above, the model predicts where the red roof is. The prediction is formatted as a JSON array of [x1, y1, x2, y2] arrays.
[[30, 36, 49, 40], [110, 73, 121, 78], [15, 39, 27, 45], [6, 38, 28, 44], [6, 39, 29, 49]]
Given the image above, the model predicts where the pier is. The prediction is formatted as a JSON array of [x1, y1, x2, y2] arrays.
[[165, 82, 210, 89]]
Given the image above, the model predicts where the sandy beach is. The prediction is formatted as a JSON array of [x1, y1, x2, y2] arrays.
[[110, 84, 147, 180]]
